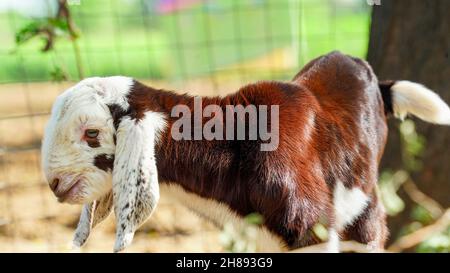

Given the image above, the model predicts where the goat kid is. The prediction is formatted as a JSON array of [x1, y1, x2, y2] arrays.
[[41, 52, 450, 252]]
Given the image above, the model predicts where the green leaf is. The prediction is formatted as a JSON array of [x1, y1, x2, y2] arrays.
[[312, 223, 328, 241], [49, 66, 68, 82], [244, 213, 263, 225], [416, 232, 450, 253], [48, 18, 70, 32], [410, 205, 434, 225], [15, 21, 44, 45], [379, 170, 407, 216]]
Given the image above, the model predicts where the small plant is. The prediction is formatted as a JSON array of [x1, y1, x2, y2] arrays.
[[379, 119, 449, 252], [220, 213, 263, 252], [14, 0, 83, 82]]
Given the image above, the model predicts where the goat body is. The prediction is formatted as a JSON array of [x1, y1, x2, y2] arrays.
[[100, 52, 390, 250], [42, 51, 450, 252]]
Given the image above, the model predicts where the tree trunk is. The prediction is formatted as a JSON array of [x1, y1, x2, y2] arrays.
[[367, 0, 450, 244]]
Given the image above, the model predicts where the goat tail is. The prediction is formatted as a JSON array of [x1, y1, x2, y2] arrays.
[[379, 80, 450, 125]]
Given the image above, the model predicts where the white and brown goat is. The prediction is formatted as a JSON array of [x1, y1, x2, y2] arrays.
[[41, 51, 450, 252]]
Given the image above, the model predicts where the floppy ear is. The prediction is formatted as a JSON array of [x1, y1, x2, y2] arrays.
[[112, 112, 165, 252], [72, 191, 113, 248]]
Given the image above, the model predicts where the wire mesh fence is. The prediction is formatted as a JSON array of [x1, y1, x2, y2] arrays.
[[0, 0, 371, 252]]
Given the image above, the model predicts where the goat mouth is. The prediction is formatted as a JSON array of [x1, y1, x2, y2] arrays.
[[56, 180, 83, 203]]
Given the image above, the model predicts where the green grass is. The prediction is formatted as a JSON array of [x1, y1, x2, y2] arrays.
[[0, 0, 370, 83]]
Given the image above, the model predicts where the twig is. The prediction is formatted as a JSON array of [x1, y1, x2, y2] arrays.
[[58, 0, 84, 79], [403, 179, 443, 218], [388, 208, 450, 252]]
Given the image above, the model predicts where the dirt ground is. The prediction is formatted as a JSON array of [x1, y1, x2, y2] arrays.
[[0, 79, 246, 253]]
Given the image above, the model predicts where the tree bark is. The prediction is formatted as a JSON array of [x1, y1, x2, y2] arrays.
[[367, 0, 450, 244]]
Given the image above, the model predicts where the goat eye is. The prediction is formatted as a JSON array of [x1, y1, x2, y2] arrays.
[[85, 129, 99, 138]]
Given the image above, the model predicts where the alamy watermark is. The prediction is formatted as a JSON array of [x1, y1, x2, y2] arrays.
[[67, 0, 81, 6], [366, 0, 381, 6], [170, 97, 279, 151]]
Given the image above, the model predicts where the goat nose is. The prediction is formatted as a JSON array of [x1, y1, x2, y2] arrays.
[[50, 178, 60, 192]]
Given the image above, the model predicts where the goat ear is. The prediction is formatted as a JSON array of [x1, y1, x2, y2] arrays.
[[72, 191, 113, 248], [112, 113, 165, 252]]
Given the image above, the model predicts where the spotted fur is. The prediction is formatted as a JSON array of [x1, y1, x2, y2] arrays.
[[112, 113, 166, 252], [73, 192, 113, 247]]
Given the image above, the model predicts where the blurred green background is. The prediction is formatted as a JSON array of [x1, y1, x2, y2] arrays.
[[0, 0, 370, 83]]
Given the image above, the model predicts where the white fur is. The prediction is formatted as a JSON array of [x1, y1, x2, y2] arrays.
[[41, 78, 126, 203], [112, 112, 166, 252], [391, 81, 450, 125], [81, 76, 134, 110], [42, 76, 168, 252], [73, 192, 114, 248], [160, 183, 286, 252], [326, 228, 340, 253], [333, 181, 369, 231], [72, 203, 94, 248]]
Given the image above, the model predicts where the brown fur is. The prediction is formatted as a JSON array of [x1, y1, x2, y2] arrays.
[[100, 51, 390, 249]]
